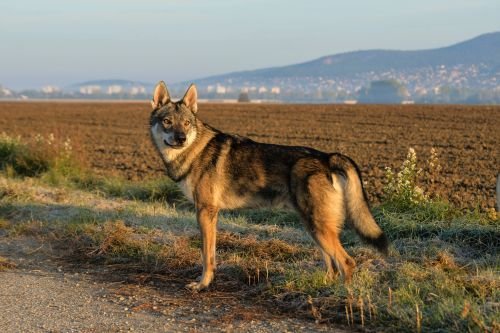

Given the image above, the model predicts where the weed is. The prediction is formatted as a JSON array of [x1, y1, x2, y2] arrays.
[[383, 147, 429, 207], [0, 132, 49, 176], [0, 219, 11, 229], [0, 256, 16, 271], [0, 132, 80, 178]]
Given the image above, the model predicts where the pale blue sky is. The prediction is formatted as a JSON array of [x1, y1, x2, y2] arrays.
[[1, 0, 499, 89]]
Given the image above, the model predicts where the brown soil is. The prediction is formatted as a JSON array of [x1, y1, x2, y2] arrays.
[[0, 101, 498, 209]]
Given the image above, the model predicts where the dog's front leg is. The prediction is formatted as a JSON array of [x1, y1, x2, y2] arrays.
[[186, 205, 219, 291]]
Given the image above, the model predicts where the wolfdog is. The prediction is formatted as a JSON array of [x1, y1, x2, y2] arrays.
[[149, 81, 388, 291]]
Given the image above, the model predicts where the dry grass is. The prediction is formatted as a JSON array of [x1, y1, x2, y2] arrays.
[[0, 136, 498, 332], [0, 255, 17, 271], [1, 173, 498, 332]]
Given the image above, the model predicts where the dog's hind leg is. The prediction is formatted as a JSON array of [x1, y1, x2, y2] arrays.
[[314, 227, 356, 283], [292, 168, 355, 283], [321, 249, 338, 282], [187, 205, 219, 291]]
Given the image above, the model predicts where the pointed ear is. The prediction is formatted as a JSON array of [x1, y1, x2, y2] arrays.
[[151, 81, 170, 109], [182, 84, 198, 113]]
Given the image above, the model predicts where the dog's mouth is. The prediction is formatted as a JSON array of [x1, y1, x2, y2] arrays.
[[163, 139, 184, 149]]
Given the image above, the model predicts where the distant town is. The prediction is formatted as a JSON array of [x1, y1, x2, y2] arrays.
[[178, 62, 499, 104], [1, 62, 498, 104]]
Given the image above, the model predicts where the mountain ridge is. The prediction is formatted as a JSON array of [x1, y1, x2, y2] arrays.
[[65, 32, 499, 89], [185, 31, 499, 84]]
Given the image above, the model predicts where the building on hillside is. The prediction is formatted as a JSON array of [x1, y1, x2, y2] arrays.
[[271, 87, 281, 94], [80, 85, 101, 95], [1, 87, 13, 96], [107, 85, 123, 94], [343, 100, 358, 105], [41, 85, 60, 94], [130, 86, 146, 95], [216, 85, 226, 94]]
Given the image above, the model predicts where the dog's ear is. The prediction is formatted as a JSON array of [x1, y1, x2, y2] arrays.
[[182, 84, 198, 113], [151, 81, 170, 109]]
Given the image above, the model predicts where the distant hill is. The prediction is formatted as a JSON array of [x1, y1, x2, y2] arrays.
[[188, 32, 500, 84]]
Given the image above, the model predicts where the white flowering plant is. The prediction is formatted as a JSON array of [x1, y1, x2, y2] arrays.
[[383, 148, 431, 207]]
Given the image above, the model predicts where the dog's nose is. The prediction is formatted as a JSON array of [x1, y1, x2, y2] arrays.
[[176, 133, 186, 144]]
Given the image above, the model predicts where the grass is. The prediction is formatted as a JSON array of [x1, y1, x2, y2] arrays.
[[1, 176, 497, 332], [62, 174, 187, 206], [0, 132, 50, 177], [0, 256, 16, 271], [0, 135, 498, 332], [0, 132, 184, 206]]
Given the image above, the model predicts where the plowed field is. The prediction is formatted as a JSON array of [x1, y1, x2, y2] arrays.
[[0, 102, 498, 209]]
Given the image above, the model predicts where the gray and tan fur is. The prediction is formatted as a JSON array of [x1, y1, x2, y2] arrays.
[[149, 81, 388, 291]]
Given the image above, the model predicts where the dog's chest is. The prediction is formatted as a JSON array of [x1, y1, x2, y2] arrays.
[[177, 178, 194, 202]]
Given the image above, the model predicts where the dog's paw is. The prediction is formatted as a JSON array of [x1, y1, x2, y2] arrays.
[[185, 281, 208, 292], [323, 270, 339, 284]]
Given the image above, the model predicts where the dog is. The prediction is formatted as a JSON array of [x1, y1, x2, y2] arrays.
[[149, 81, 388, 291]]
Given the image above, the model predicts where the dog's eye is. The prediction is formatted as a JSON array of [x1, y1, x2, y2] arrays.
[[184, 120, 191, 126], [163, 119, 172, 127]]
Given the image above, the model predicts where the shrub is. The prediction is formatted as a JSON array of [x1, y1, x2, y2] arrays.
[[380, 147, 462, 222], [0, 132, 49, 176], [0, 132, 78, 178], [383, 147, 433, 208]]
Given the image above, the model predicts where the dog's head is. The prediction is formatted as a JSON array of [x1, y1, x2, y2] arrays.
[[150, 82, 198, 153]]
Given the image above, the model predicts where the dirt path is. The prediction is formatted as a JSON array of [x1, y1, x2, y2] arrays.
[[0, 238, 341, 333]]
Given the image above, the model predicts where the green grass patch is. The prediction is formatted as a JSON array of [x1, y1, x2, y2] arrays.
[[270, 199, 499, 332], [3, 185, 498, 332], [374, 204, 499, 255], [68, 175, 186, 205], [0, 133, 183, 206], [0, 133, 50, 177]]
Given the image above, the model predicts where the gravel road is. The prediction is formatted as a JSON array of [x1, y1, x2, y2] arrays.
[[0, 237, 344, 333]]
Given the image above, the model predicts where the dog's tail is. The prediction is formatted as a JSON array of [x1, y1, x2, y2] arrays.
[[329, 153, 388, 255]]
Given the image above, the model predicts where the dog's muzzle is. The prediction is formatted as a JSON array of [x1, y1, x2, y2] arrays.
[[164, 139, 184, 149]]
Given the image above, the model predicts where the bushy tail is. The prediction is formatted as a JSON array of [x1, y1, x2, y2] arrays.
[[329, 153, 388, 255]]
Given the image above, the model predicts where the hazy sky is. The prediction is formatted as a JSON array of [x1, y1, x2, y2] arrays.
[[1, 0, 499, 89]]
